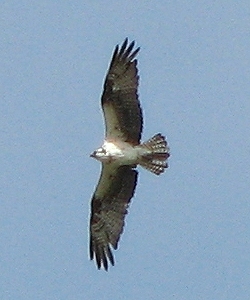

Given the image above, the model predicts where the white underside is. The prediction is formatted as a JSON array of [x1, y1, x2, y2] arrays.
[[95, 140, 145, 165], [92, 133, 169, 175]]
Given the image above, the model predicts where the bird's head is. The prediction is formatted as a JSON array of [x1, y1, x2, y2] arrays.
[[90, 141, 123, 163], [90, 146, 108, 162]]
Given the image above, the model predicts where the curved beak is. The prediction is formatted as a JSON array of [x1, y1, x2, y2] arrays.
[[90, 151, 96, 158]]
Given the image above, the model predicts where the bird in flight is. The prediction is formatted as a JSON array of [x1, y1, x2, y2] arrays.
[[89, 38, 170, 270]]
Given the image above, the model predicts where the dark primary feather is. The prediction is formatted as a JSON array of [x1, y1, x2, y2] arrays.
[[89, 165, 138, 271], [101, 38, 143, 145]]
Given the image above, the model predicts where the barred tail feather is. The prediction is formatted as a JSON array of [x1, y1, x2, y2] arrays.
[[139, 133, 170, 175]]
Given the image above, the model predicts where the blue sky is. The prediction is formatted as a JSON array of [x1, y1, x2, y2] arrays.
[[1, 1, 250, 299]]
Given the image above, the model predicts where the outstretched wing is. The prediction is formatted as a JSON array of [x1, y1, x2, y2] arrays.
[[89, 165, 138, 271], [101, 38, 143, 145]]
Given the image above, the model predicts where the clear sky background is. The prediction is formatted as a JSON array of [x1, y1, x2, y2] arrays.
[[1, 1, 250, 299]]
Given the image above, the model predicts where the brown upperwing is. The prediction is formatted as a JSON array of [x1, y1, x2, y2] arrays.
[[89, 164, 138, 270], [101, 38, 143, 145]]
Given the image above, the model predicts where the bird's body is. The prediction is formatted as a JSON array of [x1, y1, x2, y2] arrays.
[[92, 135, 169, 173], [89, 38, 170, 271], [91, 140, 138, 165]]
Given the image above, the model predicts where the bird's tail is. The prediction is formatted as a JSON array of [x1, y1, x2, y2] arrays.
[[139, 133, 170, 175]]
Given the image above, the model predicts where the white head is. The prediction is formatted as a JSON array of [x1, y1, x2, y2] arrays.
[[90, 146, 109, 162], [90, 141, 123, 163]]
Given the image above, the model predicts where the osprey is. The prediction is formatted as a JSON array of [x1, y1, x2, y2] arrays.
[[89, 38, 170, 270]]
